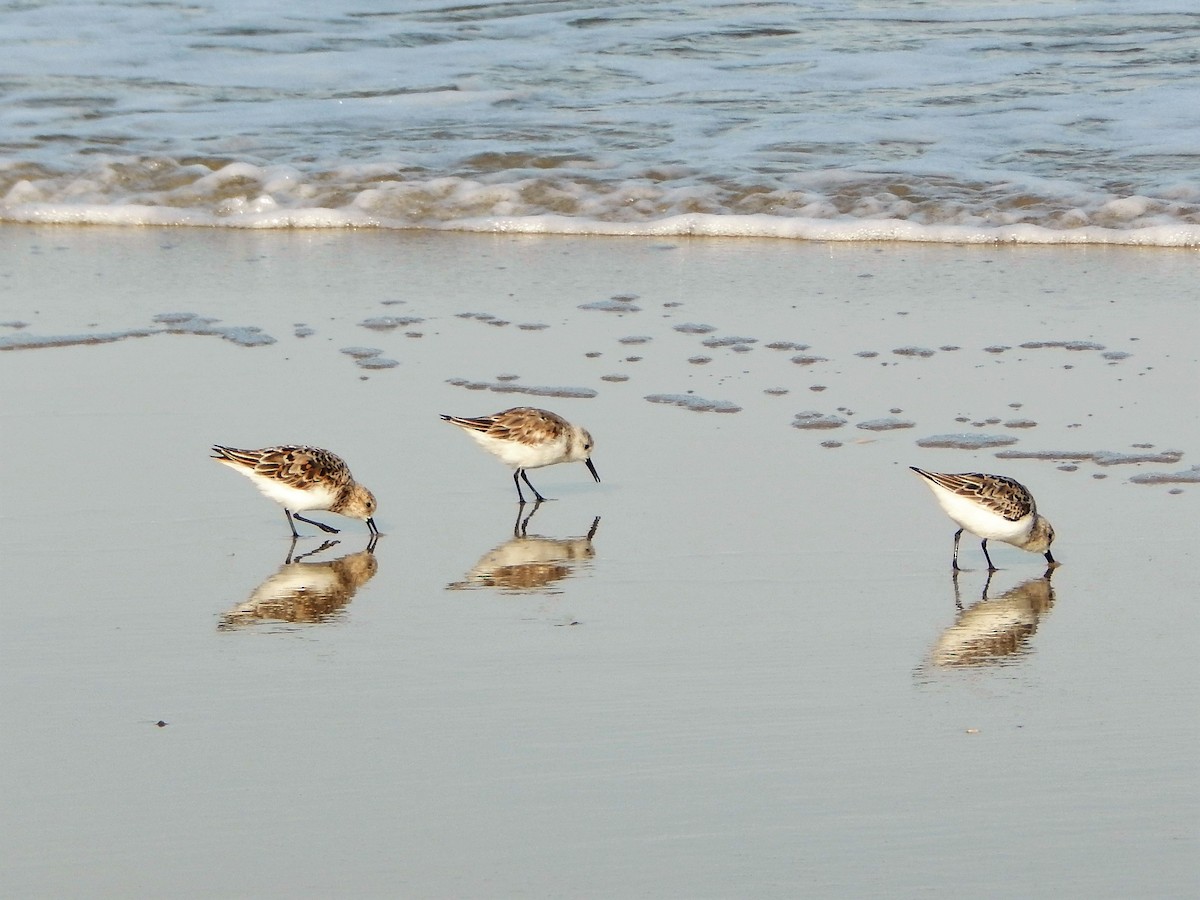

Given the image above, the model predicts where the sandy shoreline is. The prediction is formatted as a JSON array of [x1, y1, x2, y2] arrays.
[[2, 226, 1196, 897]]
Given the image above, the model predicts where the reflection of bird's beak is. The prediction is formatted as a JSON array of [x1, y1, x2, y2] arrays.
[[584, 458, 601, 483]]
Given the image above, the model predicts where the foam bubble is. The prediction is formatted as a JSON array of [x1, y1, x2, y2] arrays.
[[447, 378, 597, 399], [793, 412, 846, 430], [1129, 466, 1200, 485], [645, 394, 742, 413], [917, 434, 1019, 449], [857, 418, 916, 431]]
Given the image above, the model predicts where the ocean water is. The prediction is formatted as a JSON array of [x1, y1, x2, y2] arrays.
[[1, 0, 1198, 245]]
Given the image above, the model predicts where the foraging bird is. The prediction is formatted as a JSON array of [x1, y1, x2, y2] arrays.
[[212, 444, 379, 537], [910, 467, 1056, 570], [440, 407, 600, 503]]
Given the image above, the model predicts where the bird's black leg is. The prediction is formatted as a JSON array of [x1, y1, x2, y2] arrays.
[[981, 539, 997, 572], [513, 469, 526, 504], [981, 568, 996, 600], [520, 469, 547, 503], [293, 512, 340, 534], [284, 508, 300, 538], [952, 528, 964, 570]]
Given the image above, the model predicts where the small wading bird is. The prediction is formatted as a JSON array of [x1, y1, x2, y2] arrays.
[[910, 467, 1056, 570], [441, 407, 600, 503], [212, 445, 379, 537]]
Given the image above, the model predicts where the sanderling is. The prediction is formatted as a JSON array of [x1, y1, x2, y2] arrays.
[[910, 467, 1056, 570], [441, 406, 600, 503], [212, 444, 379, 537]]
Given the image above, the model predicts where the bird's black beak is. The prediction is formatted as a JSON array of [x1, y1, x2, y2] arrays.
[[1044, 550, 1057, 565], [584, 458, 600, 483], [367, 517, 380, 536]]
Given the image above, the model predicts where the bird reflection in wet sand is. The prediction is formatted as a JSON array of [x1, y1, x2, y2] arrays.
[[446, 502, 600, 594], [219, 535, 379, 629], [930, 569, 1057, 668]]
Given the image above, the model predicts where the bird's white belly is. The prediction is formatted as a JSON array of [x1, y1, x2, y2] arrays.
[[252, 476, 336, 512], [934, 489, 1030, 542], [472, 432, 565, 469]]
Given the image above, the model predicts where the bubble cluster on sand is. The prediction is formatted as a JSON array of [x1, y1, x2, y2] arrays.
[[857, 417, 916, 431], [764, 388, 789, 396], [892, 346, 935, 358], [940, 345, 961, 351], [916, 433, 1019, 449], [518, 323, 550, 331], [810, 385, 827, 392], [645, 393, 742, 413], [359, 316, 423, 330], [0, 329, 156, 351], [341, 346, 382, 359], [855, 350, 879, 358], [357, 357, 399, 369], [1102, 350, 1131, 360], [1129, 466, 1200, 485], [995, 448, 1185, 466], [674, 323, 716, 334], [294, 325, 314, 338], [447, 378, 597, 399], [580, 298, 641, 312], [496, 373, 520, 382], [765, 341, 810, 351], [821, 440, 843, 448], [601, 374, 629, 383], [792, 411, 847, 429], [688, 355, 712, 365], [1004, 419, 1038, 428], [154, 312, 197, 325], [157, 313, 276, 346], [0, 321, 29, 329], [702, 335, 757, 348], [791, 354, 828, 365], [619, 336, 652, 345], [1020, 340, 1105, 351], [984, 345, 1009, 354]]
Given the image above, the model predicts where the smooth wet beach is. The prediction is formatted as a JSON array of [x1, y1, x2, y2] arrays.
[[1, 227, 1196, 898]]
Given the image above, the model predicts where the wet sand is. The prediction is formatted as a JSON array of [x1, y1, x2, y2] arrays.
[[1, 227, 1197, 898]]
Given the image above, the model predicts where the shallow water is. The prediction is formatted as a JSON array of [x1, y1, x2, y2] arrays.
[[1, 228, 1196, 897], [1, 1, 1198, 241]]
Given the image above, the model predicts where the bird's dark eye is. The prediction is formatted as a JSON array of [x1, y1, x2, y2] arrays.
[[584, 443, 591, 451]]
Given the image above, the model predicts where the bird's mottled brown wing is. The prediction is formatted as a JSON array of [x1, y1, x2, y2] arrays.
[[915, 469, 1035, 521], [212, 445, 351, 491], [442, 408, 568, 447]]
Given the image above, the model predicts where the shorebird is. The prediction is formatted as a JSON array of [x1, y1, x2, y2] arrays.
[[441, 406, 600, 503], [910, 467, 1056, 570], [212, 444, 379, 537]]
